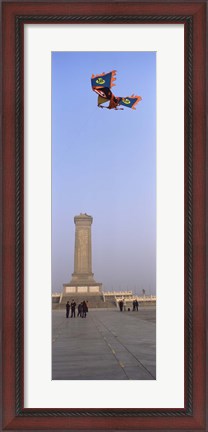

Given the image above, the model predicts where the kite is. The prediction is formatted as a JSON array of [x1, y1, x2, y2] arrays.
[[91, 70, 142, 110]]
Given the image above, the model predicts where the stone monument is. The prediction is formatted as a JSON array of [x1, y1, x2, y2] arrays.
[[63, 213, 102, 295]]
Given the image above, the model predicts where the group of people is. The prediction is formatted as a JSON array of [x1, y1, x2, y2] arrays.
[[118, 299, 139, 312], [66, 300, 88, 318]]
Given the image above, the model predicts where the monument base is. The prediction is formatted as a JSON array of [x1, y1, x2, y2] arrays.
[[59, 283, 105, 309]]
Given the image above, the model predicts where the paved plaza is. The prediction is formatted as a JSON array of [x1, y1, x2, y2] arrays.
[[52, 307, 156, 380]]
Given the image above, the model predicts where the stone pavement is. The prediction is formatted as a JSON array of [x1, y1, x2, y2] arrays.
[[52, 307, 156, 380]]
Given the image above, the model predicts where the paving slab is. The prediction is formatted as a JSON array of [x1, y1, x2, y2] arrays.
[[52, 307, 156, 380]]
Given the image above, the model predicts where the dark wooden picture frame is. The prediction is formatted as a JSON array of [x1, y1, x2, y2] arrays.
[[1, 1, 207, 430]]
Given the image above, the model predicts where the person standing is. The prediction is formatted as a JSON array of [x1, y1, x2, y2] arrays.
[[82, 300, 88, 318], [66, 301, 70, 318], [71, 299, 76, 318], [135, 299, 139, 311], [119, 300, 123, 311], [77, 303, 82, 317]]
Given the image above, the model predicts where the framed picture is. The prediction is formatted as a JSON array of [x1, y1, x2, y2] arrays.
[[2, 1, 207, 431]]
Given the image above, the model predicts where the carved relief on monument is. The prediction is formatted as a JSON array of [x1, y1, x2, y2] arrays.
[[65, 286, 76, 293], [89, 286, 100, 292], [77, 286, 88, 293]]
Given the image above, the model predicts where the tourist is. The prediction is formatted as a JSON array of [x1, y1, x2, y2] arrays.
[[71, 299, 76, 317], [119, 300, 123, 311], [66, 301, 70, 318], [77, 303, 82, 317], [135, 299, 139, 311], [132, 300, 136, 311], [82, 300, 88, 318]]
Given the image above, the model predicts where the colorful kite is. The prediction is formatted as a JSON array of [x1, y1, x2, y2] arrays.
[[91, 70, 142, 110]]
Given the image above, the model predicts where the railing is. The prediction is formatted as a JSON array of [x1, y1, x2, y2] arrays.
[[116, 296, 156, 301], [102, 291, 133, 296]]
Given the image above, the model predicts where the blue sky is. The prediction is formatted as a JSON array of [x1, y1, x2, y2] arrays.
[[52, 51, 156, 294]]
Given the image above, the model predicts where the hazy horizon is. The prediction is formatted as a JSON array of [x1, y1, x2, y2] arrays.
[[52, 52, 156, 295]]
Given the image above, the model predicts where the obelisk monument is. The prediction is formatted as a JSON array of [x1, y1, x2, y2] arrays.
[[63, 213, 102, 295]]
